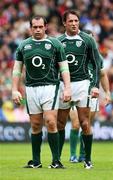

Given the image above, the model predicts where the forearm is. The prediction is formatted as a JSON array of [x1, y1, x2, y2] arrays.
[[100, 70, 111, 104], [100, 70, 110, 94], [12, 61, 23, 104], [61, 71, 71, 88], [59, 60, 71, 101], [12, 76, 21, 91], [12, 61, 23, 91], [59, 60, 71, 88], [90, 48, 103, 87]]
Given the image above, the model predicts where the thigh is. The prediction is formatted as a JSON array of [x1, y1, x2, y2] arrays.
[[90, 111, 96, 122], [44, 110, 58, 123], [41, 85, 60, 111], [77, 107, 90, 123], [26, 86, 42, 114], [72, 80, 91, 108]]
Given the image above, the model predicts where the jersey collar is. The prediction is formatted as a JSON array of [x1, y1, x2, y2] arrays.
[[65, 30, 83, 40], [31, 34, 48, 41]]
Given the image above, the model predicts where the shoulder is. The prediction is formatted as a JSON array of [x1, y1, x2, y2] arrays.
[[17, 37, 32, 50], [57, 34, 66, 42], [79, 31, 96, 46], [79, 31, 92, 41]]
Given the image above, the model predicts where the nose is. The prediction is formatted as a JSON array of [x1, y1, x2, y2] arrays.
[[73, 20, 79, 25], [72, 20, 76, 25], [36, 27, 40, 31]]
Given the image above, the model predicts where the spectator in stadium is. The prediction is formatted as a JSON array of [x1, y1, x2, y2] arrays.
[[12, 15, 71, 169], [0, 100, 16, 122], [57, 10, 102, 169]]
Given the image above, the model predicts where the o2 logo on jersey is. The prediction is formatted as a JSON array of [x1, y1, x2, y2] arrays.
[[66, 54, 78, 65], [32, 56, 45, 69]]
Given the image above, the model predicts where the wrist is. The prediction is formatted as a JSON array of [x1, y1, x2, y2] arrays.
[[105, 91, 110, 95], [12, 90, 21, 96]]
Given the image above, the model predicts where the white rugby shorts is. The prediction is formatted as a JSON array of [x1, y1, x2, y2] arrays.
[[70, 97, 99, 112], [59, 80, 91, 109], [90, 97, 99, 112], [25, 85, 59, 114]]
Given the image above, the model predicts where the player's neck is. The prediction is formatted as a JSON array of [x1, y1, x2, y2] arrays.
[[32, 34, 47, 41], [66, 30, 80, 37], [65, 30, 80, 38]]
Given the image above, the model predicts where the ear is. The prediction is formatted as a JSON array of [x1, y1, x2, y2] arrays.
[[45, 24, 48, 31], [29, 28, 32, 34], [63, 21, 66, 27]]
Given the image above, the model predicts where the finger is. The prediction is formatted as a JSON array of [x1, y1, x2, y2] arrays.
[[13, 98, 21, 105]]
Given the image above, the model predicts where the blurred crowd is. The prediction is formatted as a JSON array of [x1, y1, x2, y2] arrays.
[[0, 0, 113, 123]]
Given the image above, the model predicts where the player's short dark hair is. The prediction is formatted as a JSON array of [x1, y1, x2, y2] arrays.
[[30, 15, 47, 27], [62, 10, 80, 22]]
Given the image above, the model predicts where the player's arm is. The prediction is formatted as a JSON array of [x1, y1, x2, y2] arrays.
[[12, 60, 23, 105], [100, 69, 111, 105], [54, 37, 71, 101], [59, 60, 71, 102], [89, 38, 103, 97], [88, 37, 101, 88]]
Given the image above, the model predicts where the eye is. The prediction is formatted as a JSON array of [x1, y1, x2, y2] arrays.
[[39, 26, 44, 28], [33, 26, 38, 29]]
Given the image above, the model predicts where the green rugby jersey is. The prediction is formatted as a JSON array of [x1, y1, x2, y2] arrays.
[[16, 36, 66, 86], [58, 31, 101, 87]]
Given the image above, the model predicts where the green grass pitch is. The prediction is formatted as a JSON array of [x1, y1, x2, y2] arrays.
[[0, 142, 113, 180]]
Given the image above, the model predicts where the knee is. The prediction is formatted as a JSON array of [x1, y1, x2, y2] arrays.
[[72, 122, 80, 130], [46, 119, 57, 132], [31, 121, 42, 133], [80, 120, 90, 134]]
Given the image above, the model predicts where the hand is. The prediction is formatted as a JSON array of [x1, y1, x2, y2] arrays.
[[91, 87, 99, 98], [12, 90, 22, 105], [62, 86, 71, 102], [105, 92, 111, 106]]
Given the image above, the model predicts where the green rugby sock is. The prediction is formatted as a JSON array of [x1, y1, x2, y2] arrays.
[[58, 129, 65, 159], [70, 129, 79, 157], [48, 132, 59, 162], [31, 132, 42, 164], [82, 134, 93, 161], [79, 131, 85, 158]]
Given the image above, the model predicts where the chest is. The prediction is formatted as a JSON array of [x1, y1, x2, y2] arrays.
[[22, 41, 56, 60], [62, 39, 87, 55]]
